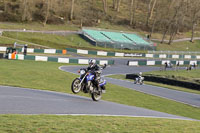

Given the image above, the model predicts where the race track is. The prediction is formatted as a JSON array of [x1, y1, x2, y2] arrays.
[[0, 86, 194, 120], [0, 61, 199, 121]]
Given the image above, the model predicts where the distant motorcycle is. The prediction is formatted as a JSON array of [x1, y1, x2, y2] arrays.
[[71, 66, 106, 101], [134, 76, 144, 85]]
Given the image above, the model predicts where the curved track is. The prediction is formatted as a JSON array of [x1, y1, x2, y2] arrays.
[[0, 64, 199, 120], [0, 58, 199, 120], [0, 85, 194, 120]]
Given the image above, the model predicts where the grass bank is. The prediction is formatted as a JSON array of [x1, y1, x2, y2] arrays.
[[156, 40, 200, 51], [0, 60, 200, 120], [0, 115, 199, 133], [2, 31, 200, 52], [1, 31, 147, 53], [0, 22, 78, 31]]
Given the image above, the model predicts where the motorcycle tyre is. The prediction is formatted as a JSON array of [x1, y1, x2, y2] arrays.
[[91, 90, 102, 101], [71, 78, 82, 94]]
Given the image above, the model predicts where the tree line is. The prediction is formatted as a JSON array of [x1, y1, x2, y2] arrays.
[[0, 0, 200, 44]]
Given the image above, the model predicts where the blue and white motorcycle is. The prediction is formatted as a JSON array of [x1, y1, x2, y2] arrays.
[[71, 67, 106, 101]]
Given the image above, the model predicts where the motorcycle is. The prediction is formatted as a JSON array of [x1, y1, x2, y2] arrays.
[[134, 76, 144, 85], [71, 66, 106, 101]]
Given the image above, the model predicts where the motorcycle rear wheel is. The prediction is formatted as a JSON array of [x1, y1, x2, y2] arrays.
[[71, 78, 81, 94]]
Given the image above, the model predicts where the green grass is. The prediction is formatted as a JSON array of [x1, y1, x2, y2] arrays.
[[0, 59, 200, 120], [1, 31, 147, 53], [157, 40, 200, 51], [3, 30, 200, 52], [0, 22, 79, 31], [2, 32, 81, 49], [0, 36, 48, 48], [1, 22, 200, 52], [2, 23, 200, 52], [0, 115, 199, 133]]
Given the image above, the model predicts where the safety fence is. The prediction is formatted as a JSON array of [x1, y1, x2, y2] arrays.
[[1, 46, 200, 60], [66, 48, 200, 60], [127, 60, 199, 66], [7, 53, 115, 65]]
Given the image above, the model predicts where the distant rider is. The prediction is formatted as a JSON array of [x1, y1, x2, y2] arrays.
[[134, 72, 144, 84], [138, 72, 142, 79]]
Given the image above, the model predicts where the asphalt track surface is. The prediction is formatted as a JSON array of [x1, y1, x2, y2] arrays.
[[0, 64, 199, 120], [0, 85, 195, 120]]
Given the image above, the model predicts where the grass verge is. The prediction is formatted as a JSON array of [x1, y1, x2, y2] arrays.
[[0, 60, 200, 120], [0, 115, 199, 133]]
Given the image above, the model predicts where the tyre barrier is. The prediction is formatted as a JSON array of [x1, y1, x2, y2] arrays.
[[0, 53, 4, 59], [126, 74, 200, 90], [7, 54, 115, 65]]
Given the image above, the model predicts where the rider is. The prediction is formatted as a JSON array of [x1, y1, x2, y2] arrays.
[[87, 59, 101, 90], [139, 72, 142, 78], [136, 72, 143, 81]]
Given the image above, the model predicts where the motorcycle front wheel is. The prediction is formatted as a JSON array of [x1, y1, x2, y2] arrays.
[[91, 89, 102, 101], [71, 78, 82, 94]]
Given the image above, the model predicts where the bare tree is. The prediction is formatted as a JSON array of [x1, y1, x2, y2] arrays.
[[146, 0, 153, 27], [150, 0, 157, 19], [130, 0, 137, 26], [113, 0, 117, 9], [187, 0, 200, 42], [21, 0, 27, 21], [102, 0, 107, 14], [146, 0, 157, 28], [168, 0, 187, 44], [3, 0, 7, 12], [149, 0, 160, 38], [70, 0, 75, 20], [43, 0, 51, 26], [160, 0, 184, 44], [116, 0, 121, 12]]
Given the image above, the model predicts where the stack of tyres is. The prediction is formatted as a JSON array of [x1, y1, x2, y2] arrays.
[[0, 53, 3, 59]]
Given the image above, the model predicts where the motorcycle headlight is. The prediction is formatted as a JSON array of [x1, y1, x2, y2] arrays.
[[80, 70, 86, 75]]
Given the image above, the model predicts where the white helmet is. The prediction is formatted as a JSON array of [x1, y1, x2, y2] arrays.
[[139, 72, 142, 75], [89, 59, 96, 68]]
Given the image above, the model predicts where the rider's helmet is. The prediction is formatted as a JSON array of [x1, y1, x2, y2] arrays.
[[89, 59, 96, 68], [139, 72, 142, 76]]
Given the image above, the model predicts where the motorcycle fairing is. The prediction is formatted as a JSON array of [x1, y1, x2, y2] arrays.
[[86, 73, 94, 81]]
